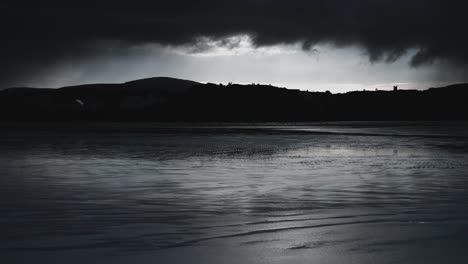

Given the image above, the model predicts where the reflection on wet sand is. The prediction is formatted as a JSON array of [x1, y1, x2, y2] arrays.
[[1, 123, 468, 263]]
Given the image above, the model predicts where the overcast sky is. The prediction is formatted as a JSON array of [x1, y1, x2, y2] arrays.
[[2, 1, 468, 92]]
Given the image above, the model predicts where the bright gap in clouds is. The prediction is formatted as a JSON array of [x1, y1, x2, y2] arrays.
[[27, 35, 466, 93], [174, 35, 297, 57]]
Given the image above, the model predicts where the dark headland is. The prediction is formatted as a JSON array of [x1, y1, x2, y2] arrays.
[[1, 77, 467, 122]]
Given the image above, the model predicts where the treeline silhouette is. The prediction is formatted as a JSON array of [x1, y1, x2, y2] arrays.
[[1, 77, 467, 122]]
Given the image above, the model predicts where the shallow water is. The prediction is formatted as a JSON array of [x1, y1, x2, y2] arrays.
[[2, 122, 468, 263]]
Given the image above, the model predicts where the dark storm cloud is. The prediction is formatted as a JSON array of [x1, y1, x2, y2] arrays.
[[1, 0, 468, 87]]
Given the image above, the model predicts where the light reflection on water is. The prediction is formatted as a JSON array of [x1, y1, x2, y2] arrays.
[[1, 122, 468, 263]]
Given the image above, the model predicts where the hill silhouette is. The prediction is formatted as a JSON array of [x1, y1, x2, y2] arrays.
[[1, 77, 467, 122]]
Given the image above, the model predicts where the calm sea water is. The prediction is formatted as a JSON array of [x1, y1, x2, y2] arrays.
[[2, 122, 468, 263]]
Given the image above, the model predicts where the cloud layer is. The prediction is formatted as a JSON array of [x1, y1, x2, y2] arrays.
[[2, 0, 468, 87]]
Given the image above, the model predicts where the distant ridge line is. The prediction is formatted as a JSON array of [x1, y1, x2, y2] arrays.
[[1, 77, 467, 122]]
